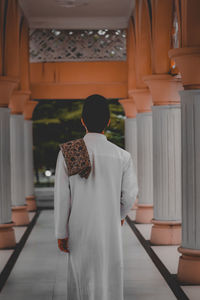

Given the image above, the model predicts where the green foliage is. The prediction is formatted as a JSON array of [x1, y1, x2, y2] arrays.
[[33, 99, 125, 173]]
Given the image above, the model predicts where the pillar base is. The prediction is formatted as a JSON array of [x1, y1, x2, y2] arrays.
[[0, 222, 16, 249], [150, 220, 181, 245], [135, 204, 153, 224], [12, 205, 30, 226], [177, 247, 200, 284], [26, 196, 37, 211]]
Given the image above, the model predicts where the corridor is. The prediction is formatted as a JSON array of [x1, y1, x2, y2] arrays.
[[1, 0, 200, 298], [0, 210, 199, 300]]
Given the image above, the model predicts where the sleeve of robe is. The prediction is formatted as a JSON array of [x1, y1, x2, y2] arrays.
[[54, 150, 71, 239], [120, 153, 138, 219]]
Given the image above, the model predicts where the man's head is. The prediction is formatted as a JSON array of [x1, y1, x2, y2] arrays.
[[81, 94, 110, 133]]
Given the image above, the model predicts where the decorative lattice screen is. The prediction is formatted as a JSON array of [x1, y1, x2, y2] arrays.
[[29, 29, 126, 63]]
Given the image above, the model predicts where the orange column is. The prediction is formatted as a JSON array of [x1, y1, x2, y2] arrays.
[[24, 100, 38, 211], [4, 0, 20, 80], [143, 0, 183, 245], [0, 0, 19, 102], [169, 0, 200, 284], [131, 0, 153, 223]]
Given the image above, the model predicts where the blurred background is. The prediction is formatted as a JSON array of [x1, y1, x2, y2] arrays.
[[33, 99, 125, 187]]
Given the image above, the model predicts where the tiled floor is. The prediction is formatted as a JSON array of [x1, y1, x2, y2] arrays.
[[128, 210, 200, 300], [0, 210, 176, 300], [0, 212, 36, 274], [0, 210, 199, 299]]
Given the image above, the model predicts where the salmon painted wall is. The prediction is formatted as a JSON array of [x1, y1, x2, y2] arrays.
[[30, 61, 128, 99]]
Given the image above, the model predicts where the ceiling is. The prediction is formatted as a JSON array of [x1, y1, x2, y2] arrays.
[[19, 0, 135, 30]]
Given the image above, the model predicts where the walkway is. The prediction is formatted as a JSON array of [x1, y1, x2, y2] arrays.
[[0, 210, 199, 300]]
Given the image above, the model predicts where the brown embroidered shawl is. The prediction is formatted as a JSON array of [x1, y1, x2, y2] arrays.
[[59, 138, 91, 179]]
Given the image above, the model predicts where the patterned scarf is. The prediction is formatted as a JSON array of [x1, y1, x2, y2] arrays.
[[59, 138, 91, 179]]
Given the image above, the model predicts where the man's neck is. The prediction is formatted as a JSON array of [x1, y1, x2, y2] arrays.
[[86, 131, 104, 135]]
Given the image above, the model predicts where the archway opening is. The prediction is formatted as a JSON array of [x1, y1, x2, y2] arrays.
[[32, 98, 125, 187]]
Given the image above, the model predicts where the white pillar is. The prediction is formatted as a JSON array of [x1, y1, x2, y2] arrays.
[[23, 100, 38, 211], [150, 105, 181, 244], [0, 108, 12, 224], [0, 107, 16, 248], [10, 114, 25, 206], [119, 98, 138, 212], [176, 90, 200, 283], [136, 112, 153, 222], [181, 91, 200, 249], [24, 120, 35, 198], [124, 118, 137, 173], [153, 105, 181, 221], [10, 114, 29, 225], [0, 77, 18, 248]]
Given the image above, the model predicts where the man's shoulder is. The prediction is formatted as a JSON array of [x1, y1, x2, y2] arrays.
[[106, 140, 131, 161]]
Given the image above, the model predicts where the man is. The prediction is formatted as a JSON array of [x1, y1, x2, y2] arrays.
[[54, 94, 138, 300]]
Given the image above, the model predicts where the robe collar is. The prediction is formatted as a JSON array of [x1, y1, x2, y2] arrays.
[[83, 132, 107, 142]]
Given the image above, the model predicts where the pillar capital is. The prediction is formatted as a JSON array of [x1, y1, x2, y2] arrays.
[[169, 47, 200, 89], [143, 74, 183, 105], [119, 98, 137, 118], [131, 89, 152, 113], [0, 76, 18, 107], [9, 90, 31, 114], [23, 100, 38, 120]]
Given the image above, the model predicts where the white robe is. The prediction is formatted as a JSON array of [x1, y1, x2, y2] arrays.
[[54, 132, 138, 300]]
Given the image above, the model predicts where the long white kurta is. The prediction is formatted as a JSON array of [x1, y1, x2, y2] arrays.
[[54, 132, 138, 300]]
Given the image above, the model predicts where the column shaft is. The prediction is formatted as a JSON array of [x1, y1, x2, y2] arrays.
[[176, 89, 200, 283], [124, 118, 137, 172], [24, 119, 36, 211], [0, 108, 12, 223], [24, 120, 34, 197], [0, 78, 18, 248], [153, 105, 181, 221], [181, 90, 200, 249], [10, 114, 25, 206], [136, 112, 153, 222], [10, 114, 29, 225], [150, 105, 182, 245]]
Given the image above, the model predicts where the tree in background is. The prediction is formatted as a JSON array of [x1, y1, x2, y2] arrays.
[[32, 99, 125, 185]]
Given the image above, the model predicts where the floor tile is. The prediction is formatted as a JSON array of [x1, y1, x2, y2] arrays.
[[152, 245, 180, 274]]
